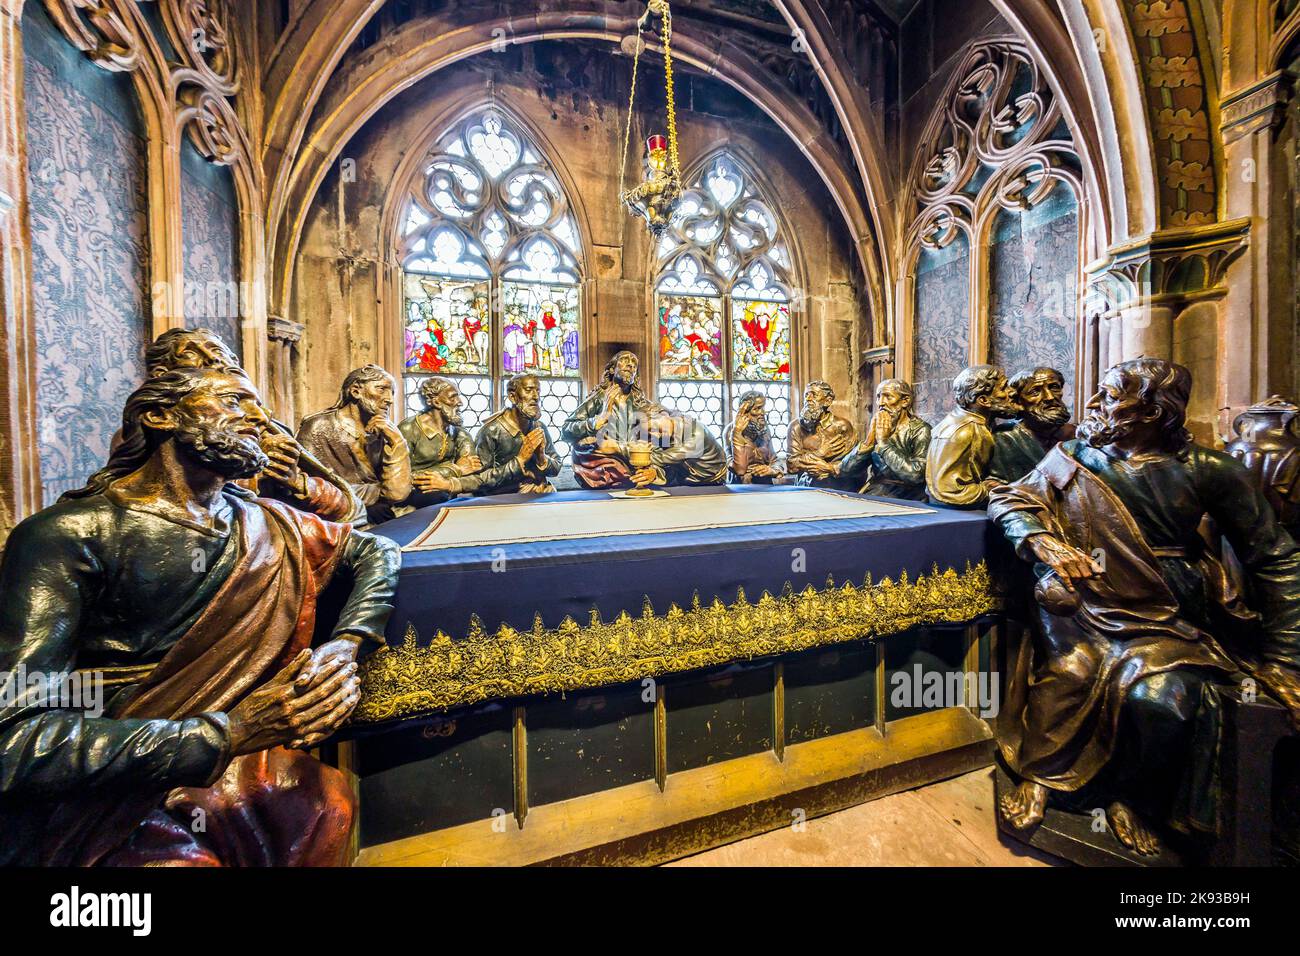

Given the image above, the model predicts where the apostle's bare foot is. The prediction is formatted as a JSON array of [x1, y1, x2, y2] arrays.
[[1106, 802, 1160, 856], [999, 779, 1048, 829]]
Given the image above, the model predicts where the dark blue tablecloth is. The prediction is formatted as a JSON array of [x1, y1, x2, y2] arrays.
[[371, 484, 995, 646]]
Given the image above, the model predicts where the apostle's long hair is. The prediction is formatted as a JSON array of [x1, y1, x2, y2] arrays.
[[1113, 357, 1193, 457], [62, 368, 229, 500], [330, 364, 394, 410]]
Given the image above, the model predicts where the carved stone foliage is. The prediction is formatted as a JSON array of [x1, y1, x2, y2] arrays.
[[1119, 0, 1217, 227], [41, 0, 253, 172], [902, 39, 1084, 406], [906, 41, 1079, 248]]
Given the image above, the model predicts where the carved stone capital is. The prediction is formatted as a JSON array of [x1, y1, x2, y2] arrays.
[[1221, 72, 1294, 145], [1083, 218, 1251, 319], [861, 345, 894, 367], [267, 315, 304, 345]]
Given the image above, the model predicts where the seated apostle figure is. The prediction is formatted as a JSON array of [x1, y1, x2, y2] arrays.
[[297, 365, 413, 525], [561, 350, 654, 488], [587, 402, 727, 490], [0, 366, 400, 866], [989, 358, 1300, 855], [474, 373, 563, 495], [725, 391, 783, 484], [397, 376, 480, 507], [785, 380, 857, 490], [839, 378, 931, 500]]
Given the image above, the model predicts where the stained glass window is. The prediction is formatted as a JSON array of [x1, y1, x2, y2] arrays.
[[655, 152, 796, 450], [399, 108, 583, 456]]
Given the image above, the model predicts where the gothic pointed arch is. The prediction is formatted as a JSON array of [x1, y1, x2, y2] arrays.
[[390, 102, 589, 460]]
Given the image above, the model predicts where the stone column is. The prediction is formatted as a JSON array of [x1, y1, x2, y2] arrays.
[[0, 0, 40, 546], [267, 315, 305, 427], [1220, 71, 1296, 421], [1084, 220, 1250, 444]]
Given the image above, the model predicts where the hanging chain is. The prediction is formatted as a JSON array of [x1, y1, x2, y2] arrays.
[[617, 8, 650, 202], [661, 5, 682, 187]]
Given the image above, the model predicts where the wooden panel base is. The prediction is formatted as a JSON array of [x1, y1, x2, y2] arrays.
[[355, 706, 994, 866]]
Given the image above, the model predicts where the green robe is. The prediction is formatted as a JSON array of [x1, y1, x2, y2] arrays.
[[0, 487, 398, 865], [398, 414, 484, 506], [840, 416, 932, 500], [474, 409, 562, 495]]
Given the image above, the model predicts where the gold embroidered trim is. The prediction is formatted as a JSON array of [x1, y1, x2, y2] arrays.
[[354, 561, 998, 724]]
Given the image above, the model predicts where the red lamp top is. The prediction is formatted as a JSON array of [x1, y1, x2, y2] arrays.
[[646, 134, 668, 153]]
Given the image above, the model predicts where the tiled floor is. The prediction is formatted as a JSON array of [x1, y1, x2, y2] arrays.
[[666, 767, 1063, 866]]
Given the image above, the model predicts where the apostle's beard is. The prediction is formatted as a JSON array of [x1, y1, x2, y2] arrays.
[[436, 402, 463, 427], [1077, 411, 1133, 448], [612, 370, 636, 394], [979, 396, 1022, 419], [514, 400, 541, 427], [799, 404, 828, 431], [356, 395, 389, 422], [173, 415, 269, 479], [1022, 399, 1071, 430], [743, 418, 770, 444]]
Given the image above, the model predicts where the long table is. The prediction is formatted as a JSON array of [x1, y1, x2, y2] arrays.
[[344, 485, 1003, 865]]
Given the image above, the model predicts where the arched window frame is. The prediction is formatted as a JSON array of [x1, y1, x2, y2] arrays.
[[649, 148, 803, 450], [394, 105, 590, 459], [898, 39, 1089, 419]]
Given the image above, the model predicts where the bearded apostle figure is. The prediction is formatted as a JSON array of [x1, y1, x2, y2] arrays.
[[989, 358, 1300, 855], [474, 373, 562, 495], [839, 379, 931, 500], [0, 366, 401, 865], [561, 350, 654, 488], [926, 365, 1021, 508], [138, 327, 365, 524], [726, 391, 783, 484], [398, 376, 481, 508], [298, 365, 413, 525], [989, 366, 1076, 483], [785, 380, 856, 490]]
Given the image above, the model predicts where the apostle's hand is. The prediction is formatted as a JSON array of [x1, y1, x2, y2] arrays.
[[519, 428, 546, 464], [365, 415, 404, 449], [749, 462, 777, 479], [259, 433, 304, 491], [413, 470, 455, 493], [1025, 534, 1103, 591], [594, 438, 622, 457], [226, 649, 360, 756], [454, 454, 482, 474], [632, 466, 660, 488], [872, 408, 896, 444]]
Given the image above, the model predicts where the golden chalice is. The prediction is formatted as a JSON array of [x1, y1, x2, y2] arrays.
[[626, 440, 657, 497]]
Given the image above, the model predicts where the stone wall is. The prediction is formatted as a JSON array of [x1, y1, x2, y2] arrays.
[[291, 40, 867, 431]]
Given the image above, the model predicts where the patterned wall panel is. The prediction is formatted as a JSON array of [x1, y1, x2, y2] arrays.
[[181, 139, 241, 359], [23, 3, 150, 505], [989, 185, 1079, 401], [912, 237, 970, 423]]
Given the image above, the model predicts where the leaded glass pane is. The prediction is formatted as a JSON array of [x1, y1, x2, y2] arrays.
[[399, 107, 585, 427], [657, 294, 723, 381], [732, 299, 791, 382], [656, 153, 793, 301], [501, 281, 581, 378], [403, 274, 491, 375], [534, 377, 583, 463], [657, 379, 725, 438]]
